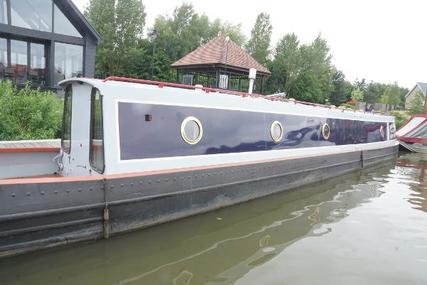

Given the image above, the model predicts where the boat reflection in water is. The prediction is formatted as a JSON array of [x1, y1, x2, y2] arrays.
[[1, 158, 404, 285], [397, 154, 427, 213]]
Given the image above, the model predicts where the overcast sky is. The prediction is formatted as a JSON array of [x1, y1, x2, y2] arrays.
[[73, 0, 427, 89]]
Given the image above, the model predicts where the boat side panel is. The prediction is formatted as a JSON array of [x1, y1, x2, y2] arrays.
[[106, 145, 398, 235], [118, 102, 388, 160], [0, 145, 398, 257], [0, 180, 105, 257]]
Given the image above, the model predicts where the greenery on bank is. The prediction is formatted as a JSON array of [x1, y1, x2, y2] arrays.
[[389, 110, 411, 129], [0, 81, 62, 140], [85, 1, 409, 107]]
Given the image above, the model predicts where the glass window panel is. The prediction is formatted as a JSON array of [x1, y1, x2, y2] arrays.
[[29, 43, 46, 86], [62, 86, 73, 154], [10, 40, 28, 85], [54, 42, 83, 85], [0, 0, 7, 24], [90, 88, 104, 173], [11, 0, 52, 32], [54, 4, 81, 37], [0, 38, 7, 80]]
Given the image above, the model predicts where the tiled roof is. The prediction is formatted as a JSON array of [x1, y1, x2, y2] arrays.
[[171, 36, 271, 75]]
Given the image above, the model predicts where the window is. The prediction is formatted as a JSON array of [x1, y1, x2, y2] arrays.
[[90, 88, 104, 173], [0, 0, 7, 24], [62, 86, 73, 154], [11, 0, 52, 32], [270, 121, 284, 143], [54, 42, 83, 85], [181, 116, 203, 145], [389, 123, 396, 140], [0, 38, 7, 79], [54, 4, 82, 37], [380, 125, 385, 140], [10, 40, 28, 85], [29, 43, 46, 86]]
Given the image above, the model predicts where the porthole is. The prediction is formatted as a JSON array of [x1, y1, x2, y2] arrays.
[[270, 121, 284, 143], [181, 116, 203, 145], [322, 123, 331, 140]]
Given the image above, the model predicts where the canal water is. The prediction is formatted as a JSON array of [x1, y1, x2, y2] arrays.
[[1, 152, 427, 285]]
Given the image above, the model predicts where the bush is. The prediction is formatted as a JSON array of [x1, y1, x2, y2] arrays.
[[0, 81, 63, 140], [389, 110, 410, 129]]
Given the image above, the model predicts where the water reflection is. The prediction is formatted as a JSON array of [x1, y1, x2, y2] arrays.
[[396, 154, 427, 213], [1, 154, 427, 285]]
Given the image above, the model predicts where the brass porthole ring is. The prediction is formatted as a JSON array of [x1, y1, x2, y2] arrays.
[[270, 121, 284, 143], [181, 116, 203, 145], [322, 123, 331, 140]]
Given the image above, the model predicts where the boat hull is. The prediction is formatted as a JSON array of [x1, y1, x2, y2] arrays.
[[0, 144, 398, 258]]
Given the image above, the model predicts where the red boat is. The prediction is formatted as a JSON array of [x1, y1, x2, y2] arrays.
[[396, 114, 427, 153]]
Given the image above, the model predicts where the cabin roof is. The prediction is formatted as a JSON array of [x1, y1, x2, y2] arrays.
[[171, 36, 271, 75], [60, 77, 394, 122]]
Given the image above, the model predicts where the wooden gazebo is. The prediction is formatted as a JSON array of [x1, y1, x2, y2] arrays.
[[171, 36, 271, 94]]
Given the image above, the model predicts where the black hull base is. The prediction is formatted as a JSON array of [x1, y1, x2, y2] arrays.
[[0, 146, 398, 257]]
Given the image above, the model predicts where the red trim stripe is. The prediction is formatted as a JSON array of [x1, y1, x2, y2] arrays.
[[398, 137, 427, 144], [0, 144, 396, 186], [0, 147, 60, 153]]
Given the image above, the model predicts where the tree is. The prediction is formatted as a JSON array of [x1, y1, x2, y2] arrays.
[[409, 91, 425, 115], [380, 83, 401, 110], [298, 35, 334, 103], [85, 0, 146, 76], [351, 88, 364, 101], [113, 0, 146, 75], [365, 82, 386, 104], [84, 0, 116, 77], [266, 33, 301, 95], [245, 13, 272, 65], [209, 19, 246, 46], [330, 69, 352, 106], [266, 33, 334, 103]]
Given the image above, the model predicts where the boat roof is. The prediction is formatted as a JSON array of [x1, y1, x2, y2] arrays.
[[60, 77, 394, 121], [396, 115, 427, 143]]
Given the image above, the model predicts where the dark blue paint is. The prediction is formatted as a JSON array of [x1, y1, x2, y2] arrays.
[[118, 103, 387, 160]]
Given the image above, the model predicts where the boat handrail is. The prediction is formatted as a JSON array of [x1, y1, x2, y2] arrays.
[[103, 76, 373, 114]]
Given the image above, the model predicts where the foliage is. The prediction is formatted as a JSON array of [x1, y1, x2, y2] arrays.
[[85, 0, 146, 77], [389, 110, 411, 129], [380, 83, 401, 110], [266, 33, 333, 103], [0, 81, 62, 140], [351, 88, 364, 101], [330, 69, 352, 106], [151, 4, 245, 62], [408, 91, 425, 115], [245, 13, 272, 65], [85, 2, 410, 103]]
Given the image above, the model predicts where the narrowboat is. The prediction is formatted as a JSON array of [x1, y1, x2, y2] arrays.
[[0, 76, 398, 257], [396, 114, 427, 153]]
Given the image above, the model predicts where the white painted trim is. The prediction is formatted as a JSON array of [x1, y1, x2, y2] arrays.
[[108, 140, 398, 174]]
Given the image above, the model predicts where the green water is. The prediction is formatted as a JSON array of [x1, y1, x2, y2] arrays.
[[1, 153, 427, 285]]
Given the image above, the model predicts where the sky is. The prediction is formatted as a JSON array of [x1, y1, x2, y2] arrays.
[[73, 0, 427, 89]]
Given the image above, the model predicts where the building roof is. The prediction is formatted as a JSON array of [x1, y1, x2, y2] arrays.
[[171, 36, 271, 75], [56, 0, 102, 44], [417, 82, 427, 95], [405, 82, 427, 98]]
